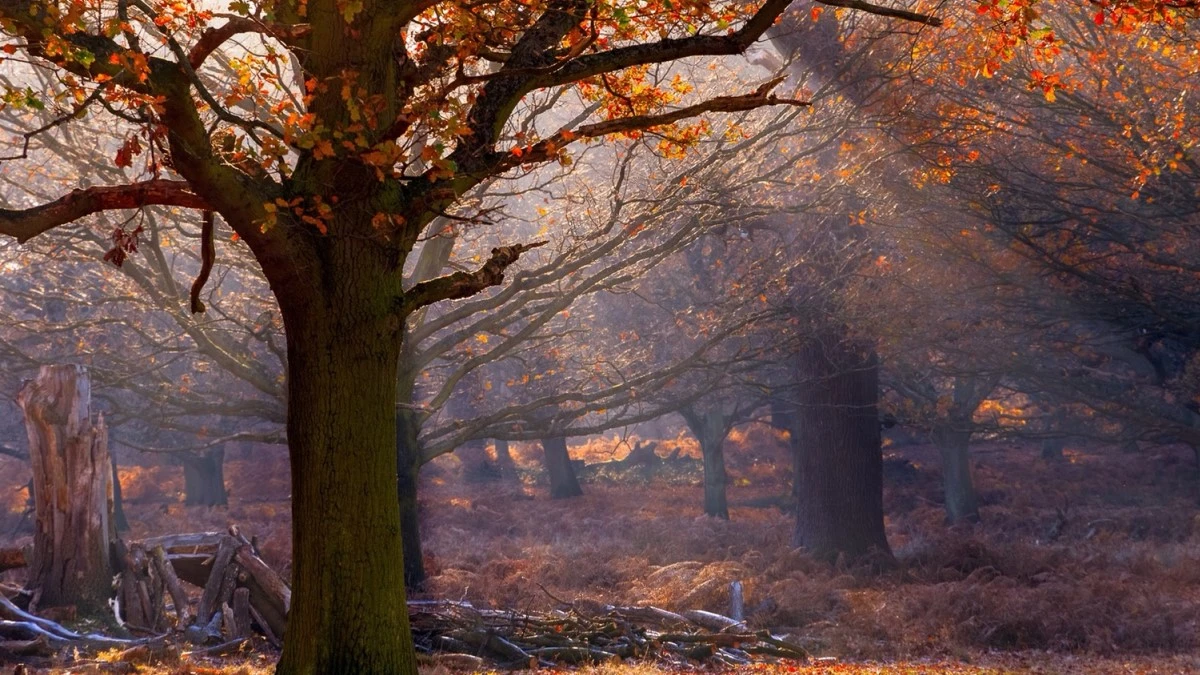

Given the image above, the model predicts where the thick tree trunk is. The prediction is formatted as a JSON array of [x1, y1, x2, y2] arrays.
[[274, 279, 415, 675], [542, 437, 583, 499], [396, 407, 425, 591], [792, 339, 892, 564], [181, 447, 228, 506], [16, 364, 115, 614], [680, 408, 730, 519], [932, 426, 980, 523]]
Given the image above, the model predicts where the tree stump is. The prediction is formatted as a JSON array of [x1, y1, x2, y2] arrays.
[[16, 364, 115, 614]]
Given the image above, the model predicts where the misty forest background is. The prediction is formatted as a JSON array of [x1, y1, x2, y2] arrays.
[[2, 0, 1200, 672]]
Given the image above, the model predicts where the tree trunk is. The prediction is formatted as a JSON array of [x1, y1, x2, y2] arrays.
[[792, 339, 892, 564], [542, 437, 582, 499], [770, 398, 803, 502], [932, 426, 979, 523], [16, 364, 115, 614], [181, 447, 228, 506], [457, 439, 498, 482], [494, 439, 518, 482], [396, 407, 425, 591], [1040, 409, 1066, 461], [274, 275, 415, 675], [680, 407, 730, 519]]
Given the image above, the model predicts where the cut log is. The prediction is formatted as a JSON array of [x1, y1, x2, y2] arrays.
[[151, 546, 191, 629], [140, 531, 224, 554], [194, 536, 237, 627], [681, 609, 745, 632], [231, 588, 252, 640], [17, 365, 115, 614], [233, 545, 289, 639], [0, 635, 52, 657]]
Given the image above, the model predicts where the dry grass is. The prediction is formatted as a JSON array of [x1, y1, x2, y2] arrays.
[[4, 434, 1200, 673]]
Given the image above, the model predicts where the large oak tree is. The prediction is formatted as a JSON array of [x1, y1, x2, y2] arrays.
[[0, 0, 954, 670]]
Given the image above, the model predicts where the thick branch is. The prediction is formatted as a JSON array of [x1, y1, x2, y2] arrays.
[[539, 0, 795, 88], [189, 17, 310, 69], [0, 180, 209, 243], [814, 0, 941, 26], [402, 241, 547, 315]]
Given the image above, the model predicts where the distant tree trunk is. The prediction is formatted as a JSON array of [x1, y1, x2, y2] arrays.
[[16, 364, 115, 613], [931, 377, 988, 524], [111, 460, 130, 532], [680, 407, 730, 519], [792, 339, 892, 564], [181, 447, 228, 506], [493, 439, 518, 482], [933, 426, 979, 523], [457, 439, 497, 482], [1039, 408, 1067, 460], [396, 407, 425, 591], [542, 437, 582, 498]]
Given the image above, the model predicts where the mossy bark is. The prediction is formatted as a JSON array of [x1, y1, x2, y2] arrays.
[[273, 237, 415, 675]]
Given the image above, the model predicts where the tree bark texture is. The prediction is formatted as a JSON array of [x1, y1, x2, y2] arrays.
[[16, 364, 115, 613], [273, 244, 416, 675], [542, 437, 583, 499], [181, 447, 228, 506], [791, 339, 892, 563], [680, 407, 730, 519], [396, 406, 425, 591]]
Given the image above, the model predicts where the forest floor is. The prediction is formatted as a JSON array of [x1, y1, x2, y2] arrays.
[[2, 426, 1200, 673]]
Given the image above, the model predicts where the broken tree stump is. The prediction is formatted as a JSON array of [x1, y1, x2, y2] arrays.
[[16, 364, 115, 615]]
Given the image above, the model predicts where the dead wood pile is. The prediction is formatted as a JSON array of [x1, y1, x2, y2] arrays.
[[0, 526, 287, 660], [409, 600, 810, 668], [4, 525, 810, 669]]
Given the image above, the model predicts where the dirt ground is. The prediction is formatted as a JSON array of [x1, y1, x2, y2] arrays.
[[3, 426, 1200, 673]]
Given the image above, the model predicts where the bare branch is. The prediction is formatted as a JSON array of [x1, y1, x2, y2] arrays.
[[190, 210, 216, 313], [0, 180, 209, 243], [500, 77, 807, 169]]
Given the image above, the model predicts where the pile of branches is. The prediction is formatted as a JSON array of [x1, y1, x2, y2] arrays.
[[0, 526, 289, 660], [119, 527, 289, 651], [410, 600, 810, 668], [6, 527, 811, 669]]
